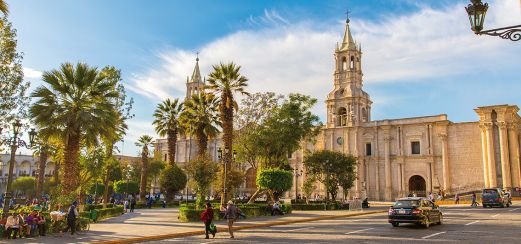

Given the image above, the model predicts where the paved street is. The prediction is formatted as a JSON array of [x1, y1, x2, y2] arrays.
[[149, 205, 521, 244]]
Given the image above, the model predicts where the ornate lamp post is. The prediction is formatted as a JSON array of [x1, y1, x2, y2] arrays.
[[294, 168, 303, 202], [1, 120, 36, 217], [465, 0, 521, 41], [125, 164, 133, 200]]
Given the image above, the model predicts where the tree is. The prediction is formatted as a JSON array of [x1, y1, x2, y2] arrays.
[[240, 93, 320, 203], [30, 63, 119, 195], [303, 150, 356, 202], [256, 168, 293, 201], [182, 92, 220, 157], [0, 0, 7, 16], [12, 176, 36, 198], [302, 176, 316, 204], [148, 160, 165, 193], [136, 135, 153, 202], [99, 66, 133, 206], [0, 17, 29, 135], [33, 136, 59, 198], [153, 98, 183, 166], [185, 156, 219, 209], [207, 62, 249, 204], [113, 180, 139, 195], [159, 164, 187, 202]]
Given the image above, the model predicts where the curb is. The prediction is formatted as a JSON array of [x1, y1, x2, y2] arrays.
[[93, 209, 386, 244]]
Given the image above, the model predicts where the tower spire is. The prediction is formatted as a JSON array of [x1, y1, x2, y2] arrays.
[[189, 53, 202, 83], [340, 10, 356, 51]]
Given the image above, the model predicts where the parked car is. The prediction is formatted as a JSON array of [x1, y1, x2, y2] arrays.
[[482, 188, 510, 208], [388, 197, 442, 228]]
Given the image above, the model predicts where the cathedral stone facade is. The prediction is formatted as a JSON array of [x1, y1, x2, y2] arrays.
[[155, 17, 521, 201]]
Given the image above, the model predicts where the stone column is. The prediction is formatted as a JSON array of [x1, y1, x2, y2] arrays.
[[439, 133, 450, 193], [384, 135, 392, 201], [485, 123, 498, 187], [400, 162, 406, 197], [508, 124, 521, 188], [375, 161, 380, 200], [498, 122, 512, 189], [479, 124, 490, 188]]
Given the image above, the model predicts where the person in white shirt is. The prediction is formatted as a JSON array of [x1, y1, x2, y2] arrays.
[[5, 212, 20, 239]]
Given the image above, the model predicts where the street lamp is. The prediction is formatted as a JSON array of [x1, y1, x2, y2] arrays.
[[126, 164, 133, 200], [1, 120, 36, 217], [217, 147, 228, 204], [465, 0, 521, 41], [294, 168, 303, 202]]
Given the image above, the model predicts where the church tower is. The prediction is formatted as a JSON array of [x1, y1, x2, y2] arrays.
[[326, 16, 372, 128], [186, 56, 205, 100]]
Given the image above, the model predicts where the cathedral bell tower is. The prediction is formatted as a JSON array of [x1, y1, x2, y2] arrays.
[[326, 16, 372, 128], [186, 55, 205, 100]]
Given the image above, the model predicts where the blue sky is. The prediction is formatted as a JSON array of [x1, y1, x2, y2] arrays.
[[7, 0, 521, 156]]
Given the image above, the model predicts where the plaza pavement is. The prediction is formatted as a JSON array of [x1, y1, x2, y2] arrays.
[[17, 206, 387, 244]]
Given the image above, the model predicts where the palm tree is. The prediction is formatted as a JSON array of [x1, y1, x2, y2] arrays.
[[30, 62, 119, 195], [135, 135, 154, 202], [182, 92, 220, 157], [0, 0, 8, 16], [207, 63, 249, 202], [153, 98, 183, 166]]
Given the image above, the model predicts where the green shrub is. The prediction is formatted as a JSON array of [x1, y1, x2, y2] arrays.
[[178, 203, 292, 222]]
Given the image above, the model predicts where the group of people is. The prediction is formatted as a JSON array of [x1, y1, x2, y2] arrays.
[[4, 211, 47, 239], [201, 200, 243, 239]]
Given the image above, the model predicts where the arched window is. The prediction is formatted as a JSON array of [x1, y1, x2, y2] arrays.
[[337, 107, 347, 126], [342, 57, 347, 71], [350, 56, 355, 69], [361, 108, 368, 122]]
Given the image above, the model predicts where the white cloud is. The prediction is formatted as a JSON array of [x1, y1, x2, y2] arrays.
[[126, 0, 521, 145], [23, 67, 43, 79]]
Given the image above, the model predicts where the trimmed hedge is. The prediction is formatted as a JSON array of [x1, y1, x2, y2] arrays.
[[291, 202, 347, 211], [79, 206, 124, 221], [178, 203, 292, 222], [83, 203, 115, 211]]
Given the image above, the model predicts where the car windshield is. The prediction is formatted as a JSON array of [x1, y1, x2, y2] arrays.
[[483, 189, 499, 196], [393, 200, 420, 207]]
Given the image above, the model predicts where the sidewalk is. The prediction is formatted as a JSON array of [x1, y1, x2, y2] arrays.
[[17, 207, 387, 244]]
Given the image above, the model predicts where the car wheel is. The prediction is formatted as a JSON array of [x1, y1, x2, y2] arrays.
[[424, 218, 430, 228], [391, 222, 399, 227], [438, 214, 443, 225]]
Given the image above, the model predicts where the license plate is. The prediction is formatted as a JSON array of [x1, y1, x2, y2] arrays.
[[398, 210, 406, 214]]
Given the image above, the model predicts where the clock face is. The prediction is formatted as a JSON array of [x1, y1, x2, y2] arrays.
[[336, 137, 344, 145]]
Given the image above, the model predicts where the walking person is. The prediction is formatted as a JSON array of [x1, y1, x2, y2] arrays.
[[63, 201, 79, 235], [201, 202, 216, 239], [224, 200, 238, 239], [124, 199, 129, 213], [130, 197, 136, 213], [471, 192, 478, 207], [455, 193, 460, 205]]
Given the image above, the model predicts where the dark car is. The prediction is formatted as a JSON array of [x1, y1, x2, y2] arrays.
[[388, 197, 442, 228], [482, 188, 510, 208]]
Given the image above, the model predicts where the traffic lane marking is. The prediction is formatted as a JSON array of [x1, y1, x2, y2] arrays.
[[345, 228, 374, 235], [282, 227, 315, 232], [465, 220, 480, 226], [421, 231, 446, 239]]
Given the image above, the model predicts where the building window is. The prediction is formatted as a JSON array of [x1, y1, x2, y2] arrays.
[[342, 57, 347, 71], [411, 141, 421, 155], [350, 56, 355, 69], [366, 143, 372, 156]]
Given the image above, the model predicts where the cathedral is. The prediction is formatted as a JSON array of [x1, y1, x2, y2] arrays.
[[155, 17, 521, 201]]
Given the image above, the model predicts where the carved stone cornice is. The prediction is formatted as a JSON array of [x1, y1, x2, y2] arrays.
[[507, 123, 519, 131], [438, 133, 448, 142], [383, 135, 393, 143], [479, 122, 494, 131]]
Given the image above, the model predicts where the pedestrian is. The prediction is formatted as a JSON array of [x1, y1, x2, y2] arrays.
[[25, 211, 38, 237], [124, 199, 129, 213], [5, 212, 20, 239], [455, 193, 460, 205], [471, 192, 478, 207], [224, 200, 238, 239], [17, 211, 28, 238], [36, 211, 46, 236], [130, 197, 136, 212], [63, 201, 79, 235], [162, 200, 167, 208], [201, 202, 216, 239]]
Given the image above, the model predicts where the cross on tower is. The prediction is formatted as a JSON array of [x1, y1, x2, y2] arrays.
[[345, 10, 351, 23], [196, 51, 199, 61]]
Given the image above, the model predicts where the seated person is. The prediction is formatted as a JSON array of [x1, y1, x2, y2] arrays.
[[5, 212, 20, 239], [17, 211, 28, 238], [36, 211, 46, 236], [271, 201, 284, 216]]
